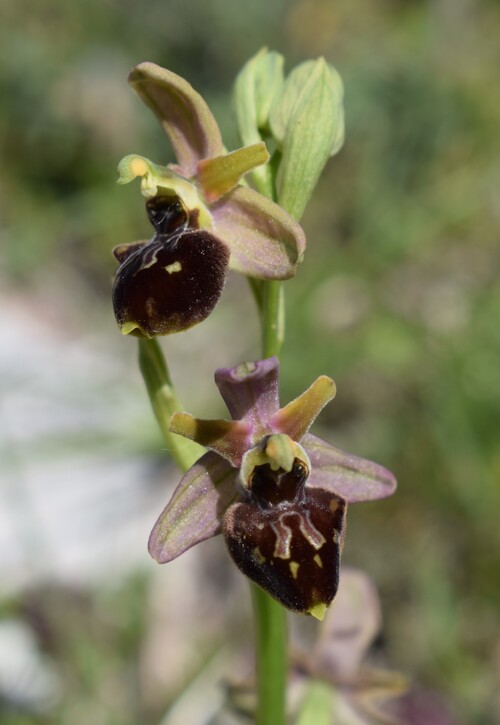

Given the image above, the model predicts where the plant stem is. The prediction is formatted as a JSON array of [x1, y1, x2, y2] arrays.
[[261, 280, 285, 359], [250, 277, 288, 725], [251, 583, 287, 725], [138, 338, 204, 471]]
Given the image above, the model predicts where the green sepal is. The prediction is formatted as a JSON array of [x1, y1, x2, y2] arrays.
[[269, 58, 345, 220]]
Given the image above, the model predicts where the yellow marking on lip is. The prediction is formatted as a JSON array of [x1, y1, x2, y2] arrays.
[[313, 554, 323, 568], [164, 261, 182, 274], [253, 547, 266, 564], [289, 561, 300, 579], [332, 530, 340, 544]]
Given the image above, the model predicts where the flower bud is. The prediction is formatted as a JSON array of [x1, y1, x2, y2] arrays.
[[270, 58, 345, 220], [233, 48, 285, 195]]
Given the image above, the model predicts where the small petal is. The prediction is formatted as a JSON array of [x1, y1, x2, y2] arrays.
[[271, 376, 336, 441], [210, 186, 306, 279], [148, 451, 239, 563], [169, 412, 253, 467], [303, 434, 397, 503], [129, 63, 223, 176], [197, 142, 270, 203], [214, 357, 280, 431]]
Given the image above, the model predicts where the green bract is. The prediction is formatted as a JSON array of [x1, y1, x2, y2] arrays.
[[233, 48, 285, 196], [270, 58, 345, 220], [233, 51, 345, 222]]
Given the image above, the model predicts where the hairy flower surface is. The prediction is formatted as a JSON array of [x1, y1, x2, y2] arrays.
[[149, 357, 396, 618], [112, 63, 306, 338]]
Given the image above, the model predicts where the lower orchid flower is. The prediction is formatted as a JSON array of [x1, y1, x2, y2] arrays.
[[148, 357, 397, 619]]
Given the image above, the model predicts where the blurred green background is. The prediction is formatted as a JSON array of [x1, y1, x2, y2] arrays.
[[1, 0, 499, 723]]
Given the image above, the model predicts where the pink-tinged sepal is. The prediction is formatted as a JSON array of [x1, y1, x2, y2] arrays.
[[271, 375, 336, 441], [223, 458, 347, 619], [210, 186, 306, 279], [148, 451, 239, 563], [128, 63, 223, 177], [214, 357, 280, 432], [303, 433, 397, 503], [169, 413, 253, 467]]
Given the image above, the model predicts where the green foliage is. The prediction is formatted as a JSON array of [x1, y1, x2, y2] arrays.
[[2, 0, 500, 722]]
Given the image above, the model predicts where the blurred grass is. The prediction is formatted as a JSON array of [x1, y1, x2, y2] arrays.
[[1, 0, 500, 722]]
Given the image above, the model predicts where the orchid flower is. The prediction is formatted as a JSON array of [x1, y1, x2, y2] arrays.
[[148, 357, 396, 619], [112, 63, 306, 338]]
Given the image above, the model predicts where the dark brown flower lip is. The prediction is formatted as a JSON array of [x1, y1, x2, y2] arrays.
[[112, 226, 230, 338]]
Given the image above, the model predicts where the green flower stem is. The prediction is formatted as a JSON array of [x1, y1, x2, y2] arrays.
[[261, 279, 285, 358], [138, 338, 204, 471], [251, 583, 287, 725], [249, 276, 288, 725]]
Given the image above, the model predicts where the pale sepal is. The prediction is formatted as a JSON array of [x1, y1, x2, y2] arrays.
[[210, 186, 306, 279], [129, 62, 223, 177], [148, 451, 239, 563], [303, 434, 397, 503]]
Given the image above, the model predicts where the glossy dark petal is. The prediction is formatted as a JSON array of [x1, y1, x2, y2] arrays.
[[112, 229, 229, 337], [223, 460, 347, 615]]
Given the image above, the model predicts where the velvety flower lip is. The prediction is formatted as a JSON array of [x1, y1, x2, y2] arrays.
[[119, 63, 306, 281], [111, 195, 230, 338], [148, 357, 397, 618]]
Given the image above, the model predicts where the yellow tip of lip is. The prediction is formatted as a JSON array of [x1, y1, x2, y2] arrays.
[[120, 321, 141, 336], [308, 602, 328, 621]]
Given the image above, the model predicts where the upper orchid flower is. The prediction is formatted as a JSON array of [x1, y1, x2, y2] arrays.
[[148, 357, 396, 619], [112, 63, 306, 338]]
